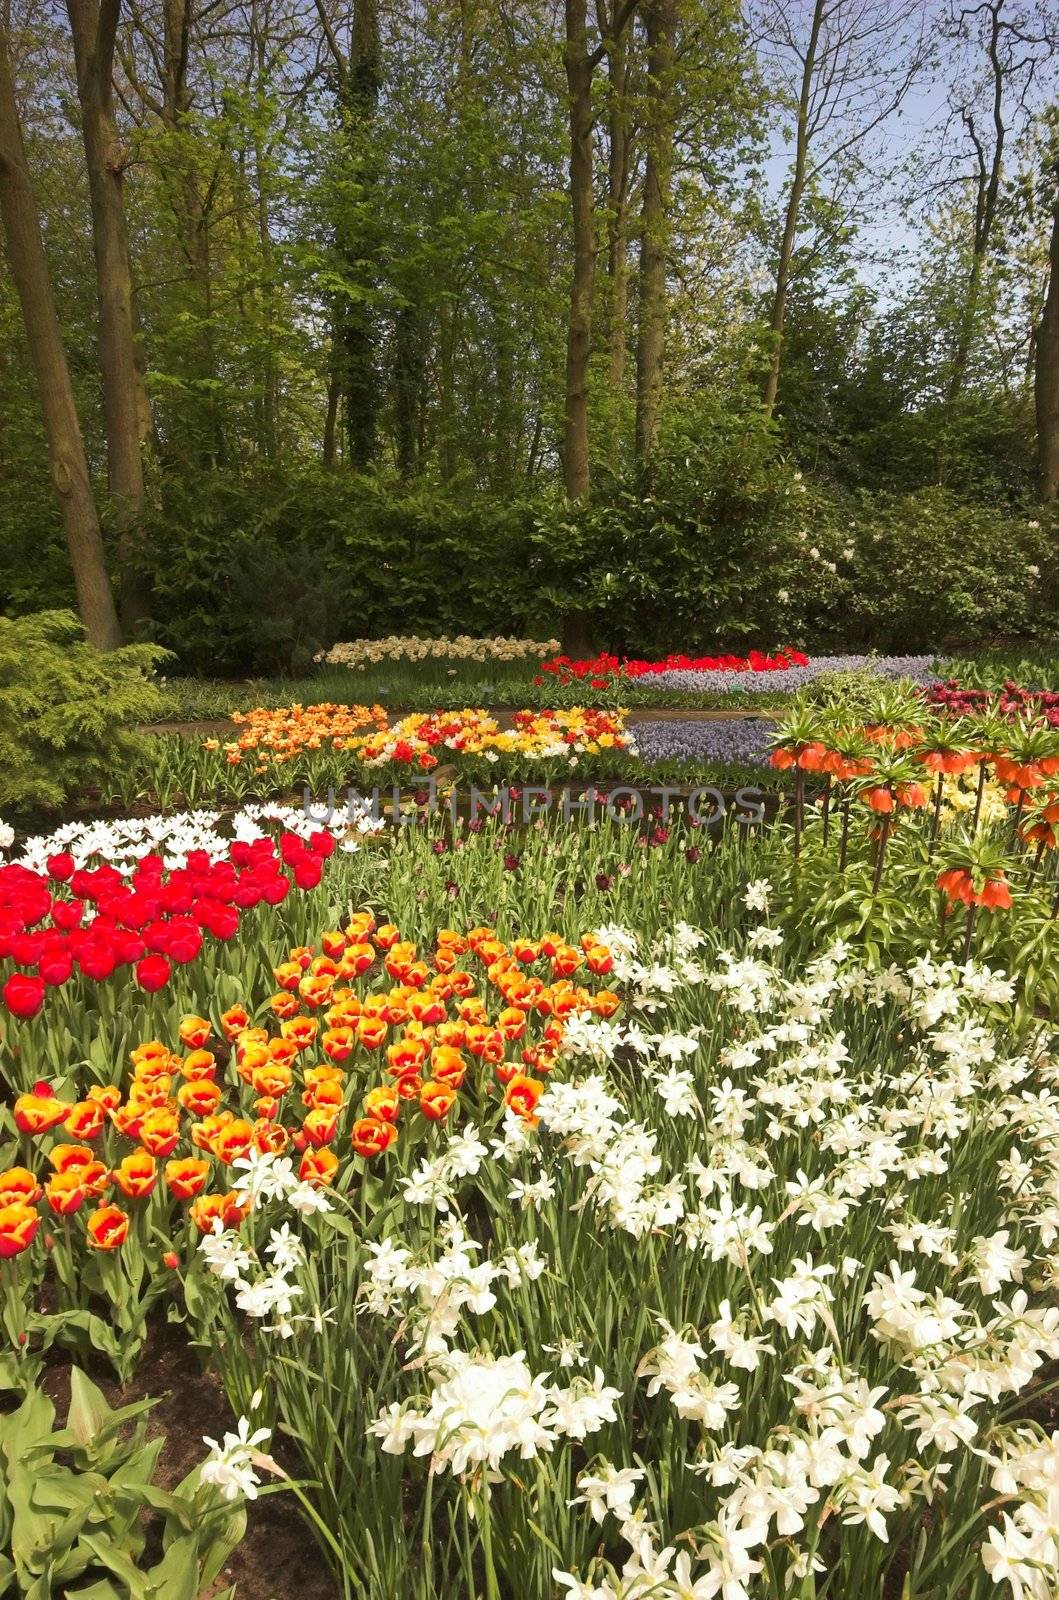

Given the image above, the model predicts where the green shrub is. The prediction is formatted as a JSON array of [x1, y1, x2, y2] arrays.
[[0, 611, 168, 818], [528, 455, 1059, 655], [831, 489, 1059, 649], [138, 468, 546, 675]]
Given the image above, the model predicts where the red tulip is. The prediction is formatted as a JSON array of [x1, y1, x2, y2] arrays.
[[2, 973, 45, 1019]]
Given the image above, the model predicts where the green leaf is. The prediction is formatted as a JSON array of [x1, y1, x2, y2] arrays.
[[66, 1369, 113, 1448]]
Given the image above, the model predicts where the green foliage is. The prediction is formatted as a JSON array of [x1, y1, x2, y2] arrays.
[[129, 445, 1059, 673], [139, 468, 545, 675], [529, 437, 1059, 654], [0, 1368, 247, 1599], [0, 612, 168, 818], [824, 489, 1059, 648]]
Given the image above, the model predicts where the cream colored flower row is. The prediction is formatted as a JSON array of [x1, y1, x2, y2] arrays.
[[316, 635, 560, 668]]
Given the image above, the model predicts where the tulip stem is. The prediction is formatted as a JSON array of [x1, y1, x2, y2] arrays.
[[821, 775, 832, 846]]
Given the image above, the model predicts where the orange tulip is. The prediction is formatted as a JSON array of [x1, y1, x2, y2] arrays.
[[189, 1192, 225, 1232], [356, 1016, 389, 1050], [13, 1088, 71, 1135], [139, 1108, 182, 1157], [281, 1016, 318, 1050], [351, 1116, 397, 1157], [189, 1110, 233, 1152], [302, 1107, 339, 1146], [430, 1046, 467, 1088], [164, 1157, 210, 1199], [86, 1205, 129, 1250], [179, 1014, 212, 1049], [113, 1151, 158, 1200], [86, 1084, 122, 1112], [48, 1143, 96, 1174], [504, 1074, 543, 1120], [64, 1100, 106, 1140], [0, 1200, 40, 1257], [419, 1081, 457, 1121], [178, 1079, 223, 1118], [44, 1172, 85, 1216], [303, 1076, 343, 1110], [251, 1062, 293, 1098], [0, 1167, 42, 1205], [299, 1147, 339, 1186], [322, 1026, 356, 1062], [180, 1049, 217, 1081], [220, 1005, 251, 1041], [273, 960, 303, 992], [496, 1007, 527, 1041], [363, 1085, 400, 1123], [253, 1119, 289, 1155], [212, 1119, 254, 1165]]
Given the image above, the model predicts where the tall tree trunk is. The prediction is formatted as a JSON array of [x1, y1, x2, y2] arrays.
[[947, 2, 1006, 408], [158, 0, 223, 466], [1036, 162, 1059, 502], [634, 0, 676, 459], [250, 0, 277, 460], [0, 24, 122, 648], [560, 0, 638, 652], [66, 0, 152, 632], [602, 10, 630, 393], [563, 0, 596, 501], [322, 319, 341, 468], [393, 302, 423, 478], [762, 0, 825, 419], [336, 0, 381, 470]]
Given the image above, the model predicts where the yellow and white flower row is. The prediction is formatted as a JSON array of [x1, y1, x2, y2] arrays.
[[316, 635, 560, 669]]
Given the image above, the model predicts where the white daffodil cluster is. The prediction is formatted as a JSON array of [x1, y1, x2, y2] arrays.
[[536, 925, 1059, 1599], [198, 1150, 333, 1339], [193, 902, 1059, 1599], [369, 1348, 621, 1479], [317, 634, 560, 668]]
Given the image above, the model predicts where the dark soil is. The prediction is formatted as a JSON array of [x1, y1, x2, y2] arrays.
[[40, 1320, 337, 1600]]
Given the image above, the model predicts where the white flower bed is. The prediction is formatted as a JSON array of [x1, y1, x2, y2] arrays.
[[316, 633, 560, 668], [198, 905, 1059, 1598]]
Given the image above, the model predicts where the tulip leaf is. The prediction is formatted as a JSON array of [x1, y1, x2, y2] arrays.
[[66, 1368, 113, 1447]]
